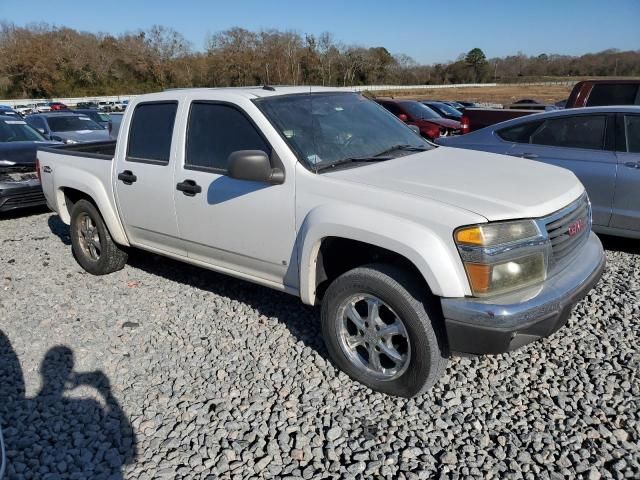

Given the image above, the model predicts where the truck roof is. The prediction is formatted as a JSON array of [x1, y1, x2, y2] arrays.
[[159, 85, 350, 99]]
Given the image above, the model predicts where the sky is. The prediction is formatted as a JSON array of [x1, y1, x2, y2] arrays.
[[1, 0, 639, 64]]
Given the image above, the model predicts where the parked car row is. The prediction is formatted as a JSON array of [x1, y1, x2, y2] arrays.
[[460, 79, 640, 133], [3, 99, 129, 116]]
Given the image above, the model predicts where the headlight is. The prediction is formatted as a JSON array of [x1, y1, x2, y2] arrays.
[[455, 220, 540, 246], [65, 139, 78, 144], [454, 220, 548, 297]]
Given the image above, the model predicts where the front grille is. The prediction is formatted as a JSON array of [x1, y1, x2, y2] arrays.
[[544, 194, 591, 266]]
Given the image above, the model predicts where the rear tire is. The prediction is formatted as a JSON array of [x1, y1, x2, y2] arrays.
[[70, 199, 127, 275], [321, 263, 447, 397]]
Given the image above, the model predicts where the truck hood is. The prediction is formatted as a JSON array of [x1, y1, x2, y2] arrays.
[[0, 141, 61, 166], [325, 146, 584, 221]]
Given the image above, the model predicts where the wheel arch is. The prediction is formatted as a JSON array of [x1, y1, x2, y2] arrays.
[[298, 205, 470, 305], [55, 173, 129, 247]]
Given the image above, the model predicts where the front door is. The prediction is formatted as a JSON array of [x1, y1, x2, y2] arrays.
[[611, 114, 640, 232], [172, 99, 296, 288], [114, 101, 185, 255]]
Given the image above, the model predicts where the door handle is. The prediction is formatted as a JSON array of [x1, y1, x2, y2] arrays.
[[624, 161, 640, 169], [521, 153, 539, 159], [117, 170, 137, 185], [176, 179, 202, 196]]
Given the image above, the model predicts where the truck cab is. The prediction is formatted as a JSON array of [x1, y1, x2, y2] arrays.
[[37, 87, 605, 397]]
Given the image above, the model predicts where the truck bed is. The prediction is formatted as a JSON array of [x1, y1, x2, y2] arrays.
[[39, 140, 116, 160]]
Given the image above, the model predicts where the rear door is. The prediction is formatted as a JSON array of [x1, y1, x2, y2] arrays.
[[508, 114, 617, 228], [172, 97, 296, 287], [113, 101, 186, 255], [611, 114, 640, 232]]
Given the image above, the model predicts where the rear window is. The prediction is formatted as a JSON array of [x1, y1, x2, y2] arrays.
[[497, 120, 544, 143], [624, 116, 640, 153], [47, 116, 103, 132], [399, 102, 440, 120], [587, 84, 640, 107], [530, 115, 606, 150], [127, 102, 177, 164]]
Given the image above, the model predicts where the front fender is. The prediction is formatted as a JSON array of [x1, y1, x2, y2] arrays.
[[53, 166, 129, 246], [298, 204, 471, 305]]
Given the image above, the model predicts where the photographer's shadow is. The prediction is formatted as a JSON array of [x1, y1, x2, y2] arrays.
[[0, 331, 136, 479]]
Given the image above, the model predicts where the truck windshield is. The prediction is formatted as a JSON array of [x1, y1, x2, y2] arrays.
[[0, 119, 46, 142], [256, 92, 431, 170], [48, 116, 104, 132]]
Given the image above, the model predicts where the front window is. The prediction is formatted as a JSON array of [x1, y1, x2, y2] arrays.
[[0, 119, 46, 142], [256, 93, 431, 170], [47, 116, 104, 132]]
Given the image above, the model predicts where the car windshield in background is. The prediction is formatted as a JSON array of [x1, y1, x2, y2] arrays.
[[257, 93, 431, 170], [47, 116, 103, 132], [433, 102, 462, 118], [399, 101, 440, 120], [0, 119, 45, 142]]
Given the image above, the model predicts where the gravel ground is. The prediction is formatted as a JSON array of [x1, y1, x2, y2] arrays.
[[1, 209, 638, 480]]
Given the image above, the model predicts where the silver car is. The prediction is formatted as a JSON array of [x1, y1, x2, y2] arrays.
[[25, 113, 111, 144], [437, 106, 640, 239]]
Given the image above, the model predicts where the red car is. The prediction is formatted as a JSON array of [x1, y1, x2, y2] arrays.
[[48, 102, 69, 111], [376, 99, 462, 140]]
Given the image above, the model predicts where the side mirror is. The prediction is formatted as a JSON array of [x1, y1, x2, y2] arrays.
[[227, 150, 284, 184], [398, 114, 409, 122]]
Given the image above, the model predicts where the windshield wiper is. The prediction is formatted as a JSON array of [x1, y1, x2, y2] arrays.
[[314, 145, 427, 172], [372, 144, 428, 157], [315, 155, 393, 172]]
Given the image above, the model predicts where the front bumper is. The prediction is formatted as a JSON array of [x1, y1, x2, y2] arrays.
[[0, 182, 46, 213], [441, 233, 605, 355]]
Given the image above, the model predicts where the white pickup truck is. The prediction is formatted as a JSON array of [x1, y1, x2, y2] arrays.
[[38, 87, 605, 397]]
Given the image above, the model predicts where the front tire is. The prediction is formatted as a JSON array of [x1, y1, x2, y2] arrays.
[[70, 199, 127, 275], [321, 264, 447, 397]]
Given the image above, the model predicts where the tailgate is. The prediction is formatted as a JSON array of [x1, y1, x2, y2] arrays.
[[37, 150, 57, 209]]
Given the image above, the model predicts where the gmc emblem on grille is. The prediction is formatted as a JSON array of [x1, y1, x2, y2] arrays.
[[568, 217, 587, 236]]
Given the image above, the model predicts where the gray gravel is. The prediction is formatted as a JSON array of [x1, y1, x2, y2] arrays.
[[1, 209, 639, 479]]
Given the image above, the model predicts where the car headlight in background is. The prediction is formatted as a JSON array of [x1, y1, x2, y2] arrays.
[[454, 220, 548, 297]]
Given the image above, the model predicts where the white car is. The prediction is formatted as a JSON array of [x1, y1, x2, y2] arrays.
[[37, 86, 605, 397], [110, 101, 125, 112], [13, 104, 33, 116], [35, 102, 51, 113]]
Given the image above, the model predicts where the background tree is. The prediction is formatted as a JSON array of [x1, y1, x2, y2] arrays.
[[465, 47, 488, 82], [0, 22, 638, 99]]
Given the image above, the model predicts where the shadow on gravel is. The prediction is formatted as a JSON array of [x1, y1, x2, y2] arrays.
[[47, 214, 72, 245], [0, 205, 50, 221], [599, 234, 640, 255], [0, 330, 137, 479]]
